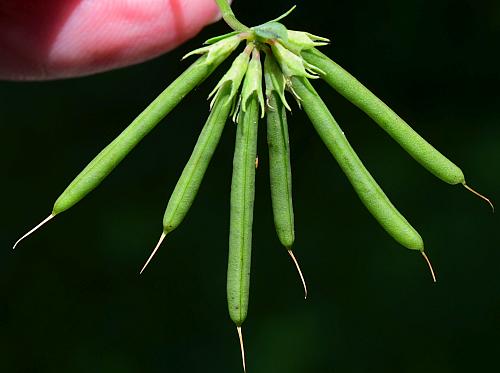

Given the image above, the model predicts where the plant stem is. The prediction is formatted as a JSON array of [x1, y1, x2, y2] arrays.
[[215, 0, 250, 32]]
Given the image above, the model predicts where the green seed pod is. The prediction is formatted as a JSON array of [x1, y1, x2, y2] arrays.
[[163, 49, 252, 233], [265, 55, 294, 249], [140, 48, 251, 274], [162, 87, 234, 234], [264, 53, 307, 297], [227, 53, 261, 326], [267, 90, 295, 245], [292, 76, 424, 251], [227, 97, 259, 325], [51, 36, 242, 216], [301, 48, 465, 185]]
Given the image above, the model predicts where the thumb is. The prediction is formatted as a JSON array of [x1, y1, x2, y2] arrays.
[[0, 0, 226, 80]]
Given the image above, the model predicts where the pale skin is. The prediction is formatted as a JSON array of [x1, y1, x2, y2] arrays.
[[0, 0, 230, 80]]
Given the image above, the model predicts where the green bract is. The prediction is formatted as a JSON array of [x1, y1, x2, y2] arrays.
[[208, 44, 253, 109], [271, 41, 324, 79], [253, 21, 289, 43], [264, 52, 291, 111], [284, 30, 330, 54], [183, 33, 242, 64], [14, 1, 493, 371], [240, 49, 265, 117]]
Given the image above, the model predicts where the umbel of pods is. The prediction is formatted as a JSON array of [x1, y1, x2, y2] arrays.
[[14, 0, 493, 371]]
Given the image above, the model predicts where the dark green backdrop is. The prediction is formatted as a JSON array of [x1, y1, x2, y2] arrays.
[[1, 1, 499, 372]]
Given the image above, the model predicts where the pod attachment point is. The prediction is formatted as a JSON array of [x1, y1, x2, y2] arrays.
[[236, 326, 247, 373], [421, 251, 437, 283], [288, 250, 308, 299], [463, 184, 494, 212], [140, 232, 167, 274], [13, 214, 54, 250]]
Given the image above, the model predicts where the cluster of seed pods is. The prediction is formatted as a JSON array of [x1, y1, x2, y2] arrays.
[[14, 2, 492, 371]]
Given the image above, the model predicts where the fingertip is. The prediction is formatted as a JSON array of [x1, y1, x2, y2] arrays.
[[0, 0, 232, 80]]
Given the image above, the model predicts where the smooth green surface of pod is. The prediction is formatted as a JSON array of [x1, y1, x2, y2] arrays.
[[292, 77, 424, 251], [227, 95, 259, 326], [162, 83, 234, 233], [53, 54, 229, 215], [302, 48, 465, 185], [266, 92, 295, 249]]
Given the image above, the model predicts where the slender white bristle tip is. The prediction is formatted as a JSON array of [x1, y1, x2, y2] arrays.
[[463, 184, 494, 212], [13, 214, 54, 250], [421, 251, 437, 283], [237, 326, 246, 373], [140, 232, 166, 274], [288, 250, 308, 299]]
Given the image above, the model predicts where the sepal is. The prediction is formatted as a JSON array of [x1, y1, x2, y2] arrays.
[[284, 31, 330, 54], [270, 42, 325, 79], [208, 44, 253, 110], [264, 53, 291, 111], [240, 49, 265, 118], [183, 35, 242, 66]]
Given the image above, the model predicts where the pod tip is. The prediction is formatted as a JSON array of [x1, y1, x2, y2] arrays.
[[463, 184, 494, 212], [140, 232, 167, 274], [237, 326, 247, 373], [13, 214, 54, 250], [287, 249, 308, 299], [421, 251, 437, 283]]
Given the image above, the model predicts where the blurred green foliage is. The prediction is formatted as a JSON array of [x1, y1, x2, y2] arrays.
[[1, 0, 499, 372]]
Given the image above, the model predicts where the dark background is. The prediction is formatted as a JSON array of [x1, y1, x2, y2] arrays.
[[1, 0, 499, 372]]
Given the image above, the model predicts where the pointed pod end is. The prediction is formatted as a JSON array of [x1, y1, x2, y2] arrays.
[[463, 184, 494, 213], [421, 251, 437, 283], [13, 214, 55, 250], [236, 326, 247, 373], [287, 249, 308, 299], [139, 232, 167, 274]]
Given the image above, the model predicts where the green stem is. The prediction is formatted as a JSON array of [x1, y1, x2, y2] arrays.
[[215, 0, 250, 32]]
